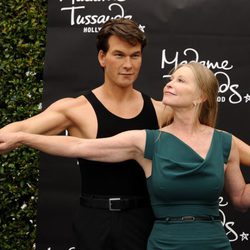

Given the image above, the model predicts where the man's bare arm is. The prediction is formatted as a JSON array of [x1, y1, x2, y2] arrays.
[[151, 99, 173, 128], [0, 97, 82, 152]]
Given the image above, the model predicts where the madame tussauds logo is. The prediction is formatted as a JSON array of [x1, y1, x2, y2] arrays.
[[161, 48, 250, 104], [58, 0, 146, 33], [219, 196, 249, 243]]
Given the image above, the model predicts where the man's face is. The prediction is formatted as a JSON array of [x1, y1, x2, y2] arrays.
[[98, 35, 142, 88]]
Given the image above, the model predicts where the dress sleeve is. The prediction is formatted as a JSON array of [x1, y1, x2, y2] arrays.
[[222, 131, 232, 164], [144, 129, 156, 160]]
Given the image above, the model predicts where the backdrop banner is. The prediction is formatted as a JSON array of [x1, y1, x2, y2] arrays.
[[37, 0, 250, 249]]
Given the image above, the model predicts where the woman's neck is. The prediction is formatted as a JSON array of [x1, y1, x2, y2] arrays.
[[168, 108, 203, 135]]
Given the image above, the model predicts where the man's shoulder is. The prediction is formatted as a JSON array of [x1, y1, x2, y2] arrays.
[[48, 95, 91, 112], [149, 99, 173, 127], [150, 98, 164, 109]]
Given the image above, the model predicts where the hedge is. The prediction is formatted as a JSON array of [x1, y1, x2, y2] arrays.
[[0, 1, 47, 249]]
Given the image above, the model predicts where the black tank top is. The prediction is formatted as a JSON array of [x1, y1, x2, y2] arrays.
[[78, 91, 159, 196]]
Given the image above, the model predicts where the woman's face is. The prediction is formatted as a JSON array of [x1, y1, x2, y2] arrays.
[[162, 66, 202, 109]]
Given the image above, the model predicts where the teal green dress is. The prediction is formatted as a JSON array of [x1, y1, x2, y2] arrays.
[[144, 129, 232, 250]]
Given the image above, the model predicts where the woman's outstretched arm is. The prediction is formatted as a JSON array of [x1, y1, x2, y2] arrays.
[[0, 130, 146, 163]]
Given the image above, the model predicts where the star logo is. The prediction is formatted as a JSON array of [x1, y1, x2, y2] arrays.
[[240, 232, 249, 241], [139, 24, 145, 32], [244, 94, 250, 103]]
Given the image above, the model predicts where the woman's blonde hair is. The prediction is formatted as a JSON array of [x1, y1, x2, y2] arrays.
[[172, 62, 219, 127]]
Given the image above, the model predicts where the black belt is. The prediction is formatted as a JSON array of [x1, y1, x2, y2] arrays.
[[156, 215, 220, 222], [80, 195, 150, 211]]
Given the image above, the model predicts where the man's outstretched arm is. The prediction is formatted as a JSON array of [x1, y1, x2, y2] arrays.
[[0, 97, 79, 153]]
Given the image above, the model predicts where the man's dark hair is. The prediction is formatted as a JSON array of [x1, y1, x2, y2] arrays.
[[96, 18, 147, 53]]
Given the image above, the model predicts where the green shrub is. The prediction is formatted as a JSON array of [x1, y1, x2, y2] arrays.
[[0, 1, 47, 249]]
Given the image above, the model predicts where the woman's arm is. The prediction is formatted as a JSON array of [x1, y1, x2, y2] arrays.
[[0, 130, 146, 163], [233, 135, 250, 166], [224, 138, 250, 212]]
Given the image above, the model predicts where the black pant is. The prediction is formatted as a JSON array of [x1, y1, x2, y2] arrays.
[[72, 205, 154, 250]]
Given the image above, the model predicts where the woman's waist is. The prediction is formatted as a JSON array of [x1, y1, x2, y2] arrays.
[[151, 202, 219, 218]]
